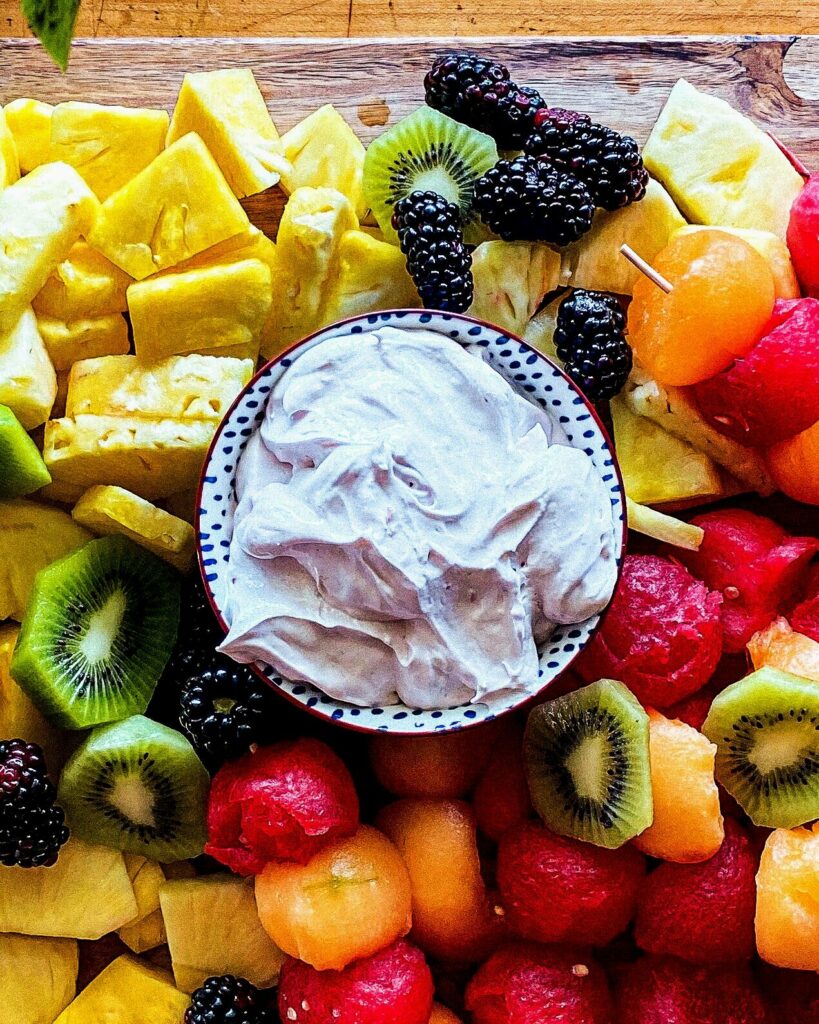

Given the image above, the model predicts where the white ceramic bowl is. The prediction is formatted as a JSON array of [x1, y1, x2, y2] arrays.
[[197, 309, 626, 734]]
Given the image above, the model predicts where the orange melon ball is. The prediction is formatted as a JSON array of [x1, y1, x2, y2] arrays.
[[755, 822, 819, 970], [767, 419, 819, 506], [632, 709, 724, 863], [377, 798, 503, 963], [748, 617, 819, 682], [429, 1004, 463, 1024], [627, 229, 775, 386], [255, 825, 412, 971]]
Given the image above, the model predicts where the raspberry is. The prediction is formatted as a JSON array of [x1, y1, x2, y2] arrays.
[[205, 738, 359, 875], [472, 721, 532, 842], [672, 509, 819, 653], [497, 820, 645, 946], [185, 975, 275, 1024], [465, 943, 612, 1024], [0, 739, 69, 868], [634, 818, 757, 963], [553, 289, 632, 402], [277, 939, 434, 1024], [575, 554, 724, 708]]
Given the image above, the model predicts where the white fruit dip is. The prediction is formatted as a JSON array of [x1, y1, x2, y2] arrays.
[[219, 324, 617, 709]]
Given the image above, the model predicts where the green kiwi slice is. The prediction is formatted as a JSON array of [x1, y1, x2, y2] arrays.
[[363, 105, 498, 244], [0, 404, 52, 497], [524, 678, 653, 849], [58, 714, 209, 861], [11, 535, 180, 729], [703, 667, 819, 828]]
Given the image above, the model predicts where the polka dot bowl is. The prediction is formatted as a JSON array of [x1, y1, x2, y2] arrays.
[[196, 309, 626, 735]]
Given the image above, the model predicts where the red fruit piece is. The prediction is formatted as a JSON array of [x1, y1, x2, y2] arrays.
[[205, 738, 359, 875], [787, 176, 819, 295], [673, 508, 819, 653], [791, 564, 819, 642], [634, 818, 757, 963], [497, 820, 645, 946], [473, 720, 532, 842], [665, 687, 716, 731], [575, 554, 723, 707], [615, 956, 767, 1024], [692, 297, 819, 445], [277, 939, 433, 1024], [465, 943, 612, 1024], [757, 962, 819, 1024]]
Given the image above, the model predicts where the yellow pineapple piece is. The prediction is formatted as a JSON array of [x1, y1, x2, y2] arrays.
[[0, 933, 78, 1024], [73, 485, 196, 572], [644, 79, 804, 238], [129, 259, 272, 361], [117, 854, 168, 953], [88, 133, 250, 280], [44, 414, 216, 501], [626, 498, 705, 551], [0, 308, 57, 429], [34, 241, 132, 319], [522, 295, 563, 362], [0, 623, 65, 767], [167, 69, 289, 198], [55, 955, 189, 1024], [4, 98, 54, 172], [469, 241, 562, 336], [0, 108, 21, 189], [67, 353, 254, 421], [281, 105, 367, 217], [264, 186, 357, 359], [323, 230, 419, 324], [174, 225, 277, 273], [0, 163, 100, 331], [51, 102, 170, 201], [38, 313, 130, 372]]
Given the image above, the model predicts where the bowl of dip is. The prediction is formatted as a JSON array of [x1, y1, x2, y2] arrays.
[[197, 309, 626, 734]]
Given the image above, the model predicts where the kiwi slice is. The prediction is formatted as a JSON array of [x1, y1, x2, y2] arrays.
[[703, 667, 819, 828], [58, 714, 209, 861], [363, 105, 498, 244], [524, 678, 653, 849], [11, 535, 180, 729], [0, 404, 52, 497]]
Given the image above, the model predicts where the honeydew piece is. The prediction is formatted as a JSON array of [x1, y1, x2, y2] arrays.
[[0, 108, 21, 189], [37, 313, 130, 372], [3, 98, 54, 172], [468, 240, 562, 336], [281, 105, 367, 217], [33, 242, 132, 319], [0, 308, 57, 429]]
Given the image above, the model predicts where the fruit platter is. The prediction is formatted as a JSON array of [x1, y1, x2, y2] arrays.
[[0, 35, 818, 1024]]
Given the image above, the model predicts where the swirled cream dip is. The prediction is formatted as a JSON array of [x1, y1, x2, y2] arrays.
[[219, 325, 617, 708]]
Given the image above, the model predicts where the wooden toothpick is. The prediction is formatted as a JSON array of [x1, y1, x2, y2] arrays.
[[620, 244, 673, 294]]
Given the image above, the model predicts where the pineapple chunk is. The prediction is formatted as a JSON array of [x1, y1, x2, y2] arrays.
[[565, 179, 686, 295], [264, 186, 357, 359], [38, 313, 130, 372], [72, 485, 196, 572], [522, 295, 563, 362], [323, 230, 419, 324], [129, 259, 272, 361], [0, 308, 57, 429], [626, 497, 705, 551], [55, 955, 189, 1024], [118, 854, 168, 952], [0, 623, 65, 767], [88, 132, 250, 280], [0, 933, 78, 1024], [174, 224, 277, 272], [167, 69, 289, 198], [644, 79, 804, 238], [51, 102, 170, 201], [33, 242, 132, 319], [3, 98, 54, 172], [0, 499, 91, 620], [0, 163, 100, 331], [281, 105, 367, 218], [44, 415, 216, 500], [67, 353, 254, 420], [0, 108, 20, 189], [469, 241, 562, 336]]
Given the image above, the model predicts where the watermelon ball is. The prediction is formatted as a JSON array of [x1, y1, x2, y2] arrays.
[[692, 298, 819, 447], [787, 176, 819, 295]]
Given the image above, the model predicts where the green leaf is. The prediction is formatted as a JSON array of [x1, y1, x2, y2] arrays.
[[21, 0, 81, 72]]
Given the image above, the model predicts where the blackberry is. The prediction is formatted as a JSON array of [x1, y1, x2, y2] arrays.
[[0, 739, 69, 868], [424, 51, 546, 149], [185, 975, 275, 1024], [165, 575, 225, 682], [525, 109, 649, 211], [474, 155, 594, 246], [392, 190, 473, 312], [554, 289, 632, 403]]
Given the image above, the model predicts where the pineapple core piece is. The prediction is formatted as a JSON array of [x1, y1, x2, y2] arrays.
[[0, 308, 57, 429], [33, 242, 132, 319], [468, 240, 562, 336], [129, 258, 272, 361], [168, 68, 289, 198], [0, 109, 20, 189], [322, 229, 420, 325], [0, 163, 99, 332], [3, 98, 54, 172], [51, 102, 170, 201], [643, 79, 804, 238], [38, 314, 130, 372], [88, 132, 250, 280]]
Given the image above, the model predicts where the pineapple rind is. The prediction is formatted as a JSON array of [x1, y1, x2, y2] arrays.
[[0, 308, 58, 429], [0, 932, 78, 1024], [38, 313, 130, 372], [468, 240, 562, 336], [0, 108, 21, 189], [3, 98, 54, 172], [33, 241, 132, 319], [322, 229, 419, 324], [54, 955, 189, 1024]]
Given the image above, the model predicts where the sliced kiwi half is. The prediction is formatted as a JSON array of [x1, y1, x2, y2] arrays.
[[11, 535, 180, 729], [58, 714, 209, 861], [703, 667, 819, 829], [363, 105, 498, 244], [0, 404, 52, 497], [524, 678, 653, 849]]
